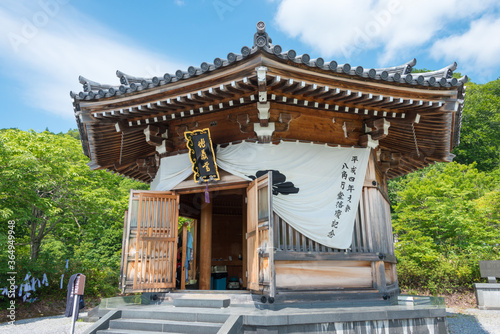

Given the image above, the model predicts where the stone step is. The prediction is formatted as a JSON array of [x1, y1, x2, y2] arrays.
[[97, 330, 184, 334], [147, 292, 255, 305], [173, 297, 230, 308], [109, 318, 223, 334], [121, 309, 229, 323]]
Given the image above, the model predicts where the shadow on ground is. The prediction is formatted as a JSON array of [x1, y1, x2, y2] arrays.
[[447, 312, 490, 334]]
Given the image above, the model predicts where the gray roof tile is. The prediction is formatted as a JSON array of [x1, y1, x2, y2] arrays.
[[71, 21, 467, 101]]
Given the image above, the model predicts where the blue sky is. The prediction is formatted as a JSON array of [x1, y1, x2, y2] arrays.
[[1, 0, 499, 133]]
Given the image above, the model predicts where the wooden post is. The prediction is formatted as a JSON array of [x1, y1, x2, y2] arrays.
[[242, 194, 247, 288], [199, 195, 212, 290], [181, 223, 188, 290]]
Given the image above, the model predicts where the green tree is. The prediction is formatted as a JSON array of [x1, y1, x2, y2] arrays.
[[391, 162, 500, 292], [0, 129, 149, 298], [0, 129, 134, 260], [453, 79, 500, 171]]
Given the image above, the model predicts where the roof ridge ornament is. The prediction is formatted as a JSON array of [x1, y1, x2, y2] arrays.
[[254, 21, 271, 48]]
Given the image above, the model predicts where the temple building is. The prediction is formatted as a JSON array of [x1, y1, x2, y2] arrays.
[[73, 20, 465, 315]]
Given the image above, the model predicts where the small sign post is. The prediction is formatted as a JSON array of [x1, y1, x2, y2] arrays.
[[69, 274, 85, 334]]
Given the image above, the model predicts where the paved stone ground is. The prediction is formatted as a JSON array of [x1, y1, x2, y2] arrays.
[[1, 309, 499, 333]]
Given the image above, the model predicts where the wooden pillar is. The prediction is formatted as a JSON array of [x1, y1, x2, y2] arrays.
[[199, 195, 212, 290], [242, 194, 247, 288]]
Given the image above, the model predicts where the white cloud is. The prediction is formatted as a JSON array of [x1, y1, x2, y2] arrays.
[[431, 16, 500, 79], [273, 0, 500, 66], [0, 1, 186, 119]]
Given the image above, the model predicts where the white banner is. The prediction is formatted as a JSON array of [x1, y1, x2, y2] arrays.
[[153, 141, 370, 249]]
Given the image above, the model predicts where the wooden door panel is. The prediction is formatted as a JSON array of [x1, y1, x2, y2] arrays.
[[246, 172, 275, 298], [120, 191, 179, 293], [246, 178, 259, 291]]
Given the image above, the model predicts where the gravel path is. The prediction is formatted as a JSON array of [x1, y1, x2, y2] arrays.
[[447, 308, 500, 334], [1, 309, 499, 333], [0, 313, 93, 334]]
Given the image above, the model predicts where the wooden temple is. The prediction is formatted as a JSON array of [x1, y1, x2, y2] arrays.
[[73, 21, 466, 304]]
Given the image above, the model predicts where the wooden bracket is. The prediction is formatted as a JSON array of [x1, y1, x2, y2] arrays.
[[156, 140, 175, 155], [137, 156, 158, 178], [257, 102, 270, 126], [228, 113, 253, 133], [176, 122, 198, 136], [359, 134, 379, 149], [342, 121, 356, 138], [144, 125, 163, 146], [254, 122, 275, 143], [237, 113, 252, 133], [274, 113, 293, 132], [378, 150, 402, 172], [364, 118, 390, 140]]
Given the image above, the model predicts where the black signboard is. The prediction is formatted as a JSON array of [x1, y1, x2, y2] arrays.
[[184, 128, 220, 182]]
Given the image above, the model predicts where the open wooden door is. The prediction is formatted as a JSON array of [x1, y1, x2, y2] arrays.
[[120, 190, 179, 293], [246, 172, 275, 302]]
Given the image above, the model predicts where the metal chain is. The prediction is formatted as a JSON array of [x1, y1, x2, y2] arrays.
[[411, 123, 420, 158]]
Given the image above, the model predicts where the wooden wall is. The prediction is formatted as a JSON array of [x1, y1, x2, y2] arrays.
[[275, 260, 373, 290]]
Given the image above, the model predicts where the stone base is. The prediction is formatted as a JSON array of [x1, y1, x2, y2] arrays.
[[475, 283, 500, 310], [241, 305, 448, 334]]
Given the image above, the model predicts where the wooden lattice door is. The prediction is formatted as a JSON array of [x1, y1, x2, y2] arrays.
[[120, 191, 179, 292]]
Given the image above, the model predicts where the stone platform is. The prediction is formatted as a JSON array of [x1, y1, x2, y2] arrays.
[[84, 292, 449, 334]]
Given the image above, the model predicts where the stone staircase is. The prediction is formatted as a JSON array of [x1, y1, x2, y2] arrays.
[[86, 296, 242, 334]]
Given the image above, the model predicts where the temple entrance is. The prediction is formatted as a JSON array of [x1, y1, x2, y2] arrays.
[[120, 172, 274, 297], [177, 188, 247, 291]]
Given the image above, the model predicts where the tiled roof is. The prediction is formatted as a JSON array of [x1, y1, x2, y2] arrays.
[[71, 21, 467, 101]]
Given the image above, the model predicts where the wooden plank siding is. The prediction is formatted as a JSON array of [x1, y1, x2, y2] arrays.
[[275, 260, 373, 290]]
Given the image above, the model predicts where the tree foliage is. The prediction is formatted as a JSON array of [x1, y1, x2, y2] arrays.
[[0, 129, 147, 299], [391, 162, 500, 293], [453, 79, 500, 171]]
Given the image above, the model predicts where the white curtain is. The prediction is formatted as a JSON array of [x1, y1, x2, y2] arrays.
[[151, 153, 193, 191], [153, 141, 370, 249]]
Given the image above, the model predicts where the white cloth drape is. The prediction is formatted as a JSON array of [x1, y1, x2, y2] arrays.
[[152, 141, 370, 249]]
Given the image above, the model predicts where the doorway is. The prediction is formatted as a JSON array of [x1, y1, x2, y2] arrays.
[[178, 188, 247, 291]]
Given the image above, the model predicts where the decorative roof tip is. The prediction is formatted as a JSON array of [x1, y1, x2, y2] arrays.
[[254, 21, 272, 48]]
